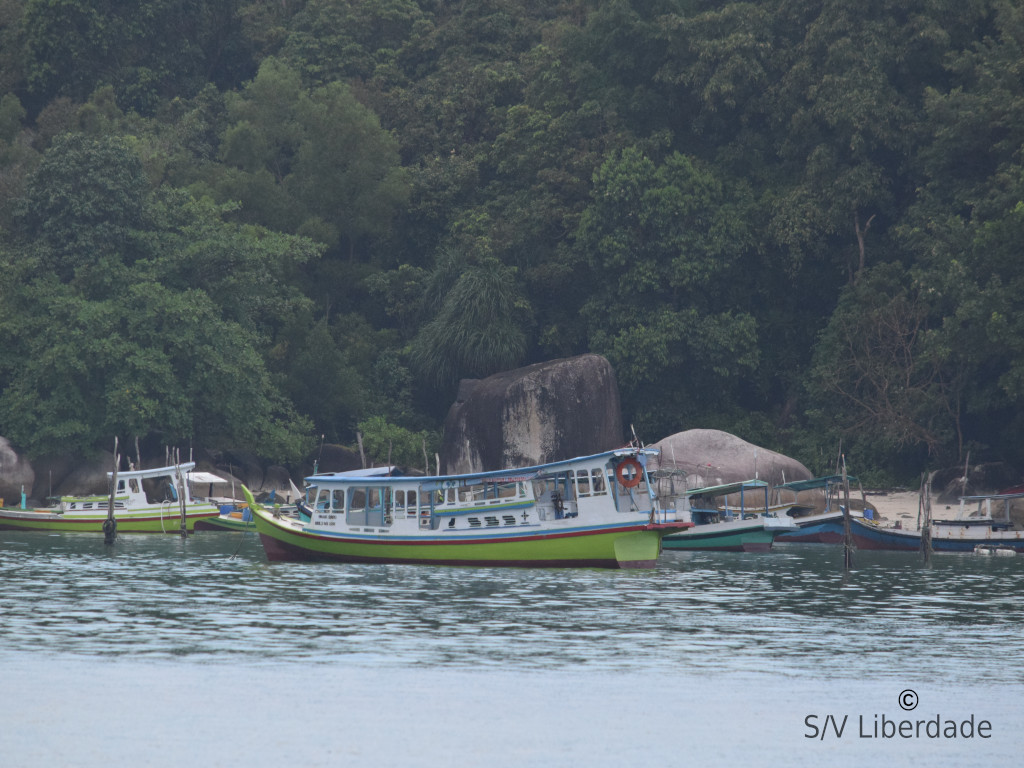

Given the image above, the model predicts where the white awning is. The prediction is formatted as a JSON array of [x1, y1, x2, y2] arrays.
[[186, 472, 229, 484]]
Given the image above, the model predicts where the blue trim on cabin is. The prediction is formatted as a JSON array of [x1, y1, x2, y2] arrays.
[[303, 448, 657, 485]]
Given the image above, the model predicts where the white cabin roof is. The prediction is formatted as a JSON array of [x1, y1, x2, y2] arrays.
[[106, 462, 196, 480], [305, 449, 659, 486], [186, 471, 229, 484]]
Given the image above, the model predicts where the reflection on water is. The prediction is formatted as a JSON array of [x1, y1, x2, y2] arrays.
[[2, 531, 1022, 683]]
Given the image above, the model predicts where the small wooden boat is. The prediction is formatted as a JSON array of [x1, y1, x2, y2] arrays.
[[0, 462, 221, 533], [850, 493, 1024, 552], [659, 480, 799, 552], [249, 448, 692, 568], [773, 475, 867, 544], [193, 502, 255, 532]]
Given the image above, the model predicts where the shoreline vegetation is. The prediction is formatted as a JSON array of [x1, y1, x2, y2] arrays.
[[2, 2, 1024, 485]]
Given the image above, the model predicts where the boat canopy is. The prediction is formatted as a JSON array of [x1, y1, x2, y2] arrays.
[[311, 466, 397, 479], [106, 462, 196, 480], [682, 479, 769, 498], [186, 471, 229, 485], [304, 448, 655, 486], [960, 492, 1024, 502], [774, 475, 859, 492]]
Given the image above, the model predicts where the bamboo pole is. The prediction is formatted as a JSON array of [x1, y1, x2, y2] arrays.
[[922, 471, 934, 565], [841, 455, 853, 571], [175, 449, 188, 537], [104, 438, 120, 545]]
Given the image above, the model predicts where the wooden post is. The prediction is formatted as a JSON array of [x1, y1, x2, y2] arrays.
[[922, 471, 934, 565], [104, 438, 119, 545], [841, 455, 853, 571], [175, 449, 188, 537], [921, 475, 929, 536]]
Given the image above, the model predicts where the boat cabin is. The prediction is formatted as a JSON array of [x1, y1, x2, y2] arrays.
[[60, 462, 204, 512], [299, 450, 660, 533]]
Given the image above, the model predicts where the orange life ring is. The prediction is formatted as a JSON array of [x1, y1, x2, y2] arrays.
[[615, 458, 643, 488]]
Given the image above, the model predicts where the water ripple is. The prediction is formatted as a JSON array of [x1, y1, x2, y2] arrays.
[[1, 532, 1022, 682]]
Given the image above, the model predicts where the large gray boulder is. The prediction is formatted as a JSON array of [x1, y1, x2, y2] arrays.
[[0, 437, 35, 505], [440, 354, 625, 474], [649, 429, 812, 489]]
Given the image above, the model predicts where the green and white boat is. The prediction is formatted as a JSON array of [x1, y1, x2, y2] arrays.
[[249, 448, 692, 569], [0, 462, 222, 533], [661, 480, 799, 552]]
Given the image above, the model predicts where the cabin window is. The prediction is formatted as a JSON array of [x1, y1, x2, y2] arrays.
[[347, 487, 388, 527], [591, 469, 606, 495], [406, 491, 418, 517], [395, 490, 405, 508], [129, 479, 140, 493], [331, 489, 345, 511], [575, 470, 591, 497], [496, 482, 520, 499]]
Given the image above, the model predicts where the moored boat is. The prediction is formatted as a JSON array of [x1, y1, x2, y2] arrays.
[[850, 492, 1024, 552], [0, 462, 222, 533], [249, 448, 692, 568], [773, 475, 868, 544], [193, 502, 255, 532], [660, 480, 799, 552]]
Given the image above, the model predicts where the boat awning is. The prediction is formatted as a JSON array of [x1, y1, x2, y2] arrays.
[[186, 472, 229, 484], [107, 462, 197, 480], [311, 466, 397, 480], [960, 492, 1024, 502], [775, 475, 859, 492], [682, 479, 770, 498]]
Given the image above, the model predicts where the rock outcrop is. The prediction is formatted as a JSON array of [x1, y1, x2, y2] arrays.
[[649, 429, 812, 489], [0, 437, 35, 505], [440, 354, 625, 474]]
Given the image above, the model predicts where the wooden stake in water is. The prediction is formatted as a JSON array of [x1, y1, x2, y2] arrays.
[[104, 438, 119, 545], [175, 449, 188, 538], [921, 471, 934, 565], [841, 455, 853, 571]]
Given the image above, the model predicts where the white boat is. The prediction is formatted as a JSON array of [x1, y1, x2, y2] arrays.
[[0, 462, 222, 533], [248, 448, 692, 568]]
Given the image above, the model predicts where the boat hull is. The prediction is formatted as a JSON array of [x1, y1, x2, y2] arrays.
[[193, 510, 255, 532], [662, 526, 776, 552], [0, 507, 220, 533], [661, 510, 798, 552], [254, 509, 679, 568], [775, 520, 847, 544], [850, 517, 1024, 552]]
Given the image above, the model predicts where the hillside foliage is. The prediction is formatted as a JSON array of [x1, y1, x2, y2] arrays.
[[2, 0, 1024, 482]]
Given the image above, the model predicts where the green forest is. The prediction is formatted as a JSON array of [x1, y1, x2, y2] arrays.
[[1, 0, 1023, 484]]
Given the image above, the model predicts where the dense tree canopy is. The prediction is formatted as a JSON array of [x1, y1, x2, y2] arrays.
[[2, 0, 1024, 482]]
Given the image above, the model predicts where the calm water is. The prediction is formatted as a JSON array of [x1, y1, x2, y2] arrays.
[[2, 531, 1022, 766]]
